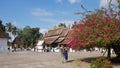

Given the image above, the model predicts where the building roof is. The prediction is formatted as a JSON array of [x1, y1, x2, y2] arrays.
[[44, 28, 63, 37], [54, 28, 69, 43], [60, 30, 73, 45], [13, 37, 23, 45], [44, 36, 59, 44], [44, 27, 69, 44], [0, 28, 8, 38]]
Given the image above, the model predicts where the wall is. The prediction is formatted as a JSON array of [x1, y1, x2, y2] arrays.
[[0, 38, 8, 52]]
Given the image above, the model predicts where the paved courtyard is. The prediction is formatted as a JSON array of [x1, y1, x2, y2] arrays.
[[0, 51, 120, 68]]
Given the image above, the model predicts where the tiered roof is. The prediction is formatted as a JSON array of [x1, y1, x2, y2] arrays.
[[44, 27, 69, 45]]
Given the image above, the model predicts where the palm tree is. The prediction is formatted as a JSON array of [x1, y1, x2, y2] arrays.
[[6, 22, 18, 42], [117, 0, 120, 9], [0, 20, 5, 31], [6, 22, 13, 32], [117, 0, 120, 19], [12, 26, 18, 38]]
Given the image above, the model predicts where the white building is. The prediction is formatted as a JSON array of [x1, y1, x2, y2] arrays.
[[36, 40, 44, 52], [0, 29, 8, 52]]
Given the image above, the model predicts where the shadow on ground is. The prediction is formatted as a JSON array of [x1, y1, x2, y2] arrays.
[[66, 57, 98, 64], [110, 57, 120, 66], [66, 60, 74, 63], [73, 57, 120, 67], [80, 57, 98, 63]]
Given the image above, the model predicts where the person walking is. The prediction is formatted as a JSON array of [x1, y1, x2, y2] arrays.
[[8, 47, 10, 52], [61, 46, 64, 63], [64, 47, 68, 62], [61, 46, 68, 63]]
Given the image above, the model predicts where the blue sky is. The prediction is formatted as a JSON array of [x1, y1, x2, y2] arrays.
[[0, 0, 117, 33]]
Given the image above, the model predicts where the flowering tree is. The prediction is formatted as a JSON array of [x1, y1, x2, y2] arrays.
[[70, 3, 120, 58]]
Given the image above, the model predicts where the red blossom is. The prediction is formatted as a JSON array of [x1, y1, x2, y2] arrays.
[[86, 32, 90, 35], [104, 17, 109, 22], [96, 32, 98, 36], [70, 6, 120, 49], [112, 13, 117, 17]]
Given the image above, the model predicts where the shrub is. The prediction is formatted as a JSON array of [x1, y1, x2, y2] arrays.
[[91, 57, 113, 68]]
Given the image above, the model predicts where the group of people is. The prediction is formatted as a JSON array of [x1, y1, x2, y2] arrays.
[[61, 46, 68, 63]]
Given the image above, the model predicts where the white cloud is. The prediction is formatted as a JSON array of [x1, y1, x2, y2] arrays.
[[56, 0, 63, 3], [56, 0, 81, 4], [68, 0, 81, 4], [40, 18, 58, 23], [100, 0, 117, 8], [56, 11, 69, 15], [58, 20, 74, 26], [39, 19, 74, 32], [12, 21, 17, 26], [40, 18, 74, 28], [31, 8, 54, 17], [40, 28, 48, 34], [100, 0, 108, 7]]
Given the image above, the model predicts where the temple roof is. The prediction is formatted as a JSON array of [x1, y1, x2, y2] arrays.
[[44, 27, 69, 44], [13, 37, 23, 45], [0, 28, 8, 38]]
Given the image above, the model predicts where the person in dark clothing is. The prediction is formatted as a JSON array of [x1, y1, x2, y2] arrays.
[[61, 46, 68, 63], [63, 47, 68, 62]]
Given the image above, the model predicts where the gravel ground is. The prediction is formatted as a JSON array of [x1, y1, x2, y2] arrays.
[[0, 51, 120, 68]]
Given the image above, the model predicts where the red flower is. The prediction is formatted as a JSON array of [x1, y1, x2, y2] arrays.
[[112, 13, 117, 17], [96, 32, 98, 36], [104, 17, 109, 22], [86, 32, 90, 35]]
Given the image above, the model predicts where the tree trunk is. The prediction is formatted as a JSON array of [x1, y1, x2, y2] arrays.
[[112, 46, 120, 58], [107, 46, 111, 59]]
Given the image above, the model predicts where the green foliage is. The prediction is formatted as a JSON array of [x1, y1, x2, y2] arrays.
[[110, 38, 120, 56], [0, 20, 5, 31], [96, 39, 110, 47], [53, 23, 68, 29], [91, 57, 113, 68], [5, 22, 19, 42], [117, 0, 120, 9], [18, 26, 43, 48], [7, 42, 12, 47], [6, 22, 13, 32], [58, 23, 67, 28]]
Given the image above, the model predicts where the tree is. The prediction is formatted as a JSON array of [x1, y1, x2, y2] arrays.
[[58, 23, 67, 28], [117, 0, 120, 9], [0, 20, 5, 31], [6, 22, 18, 42], [117, 0, 120, 19], [53, 23, 67, 29], [70, 2, 120, 59], [18, 26, 43, 48], [12, 26, 18, 37], [6, 22, 13, 32]]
